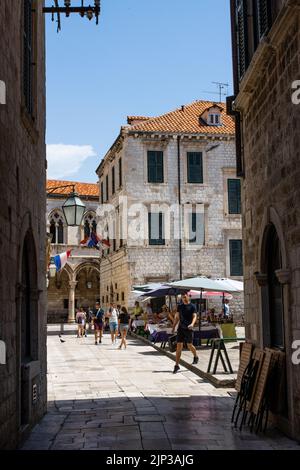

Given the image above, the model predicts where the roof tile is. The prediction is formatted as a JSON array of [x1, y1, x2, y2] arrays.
[[47, 179, 99, 197], [127, 100, 235, 135]]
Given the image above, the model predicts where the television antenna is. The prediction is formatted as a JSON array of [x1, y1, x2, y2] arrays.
[[201, 82, 230, 103]]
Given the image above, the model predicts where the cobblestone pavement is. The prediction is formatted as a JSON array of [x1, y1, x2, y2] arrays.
[[22, 333, 299, 450]]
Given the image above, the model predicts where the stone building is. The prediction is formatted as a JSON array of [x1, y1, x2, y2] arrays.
[[230, 0, 300, 439], [96, 101, 243, 315], [47, 180, 100, 323], [0, 1, 47, 449]]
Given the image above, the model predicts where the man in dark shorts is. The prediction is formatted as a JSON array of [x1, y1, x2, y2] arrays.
[[93, 302, 104, 345], [171, 293, 199, 374]]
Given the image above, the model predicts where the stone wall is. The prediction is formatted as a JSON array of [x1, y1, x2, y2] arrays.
[[0, 1, 47, 449], [234, 5, 300, 440], [98, 129, 243, 317]]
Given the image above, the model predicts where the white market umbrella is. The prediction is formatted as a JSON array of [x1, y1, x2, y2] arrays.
[[168, 276, 225, 292], [214, 278, 243, 293]]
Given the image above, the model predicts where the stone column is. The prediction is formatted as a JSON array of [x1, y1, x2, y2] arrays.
[[68, 280, 78, 323]]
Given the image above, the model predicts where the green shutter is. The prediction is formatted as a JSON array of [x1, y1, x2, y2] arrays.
[[189, 212, 205, 245], [230, 240, 243, 276], [228, 179, 241, 214], [112, 167, 115, 194], [101, 182, 104, 204], [148, 151, 164, 183], [236, 0, 249, 80], [119, 158, 122, 187], [187, 153, 203, 183], [257, 0, 272, 39], [149, 212, 165, 245]]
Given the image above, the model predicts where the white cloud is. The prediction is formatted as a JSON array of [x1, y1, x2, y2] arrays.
[[47, 144, 97, 179]]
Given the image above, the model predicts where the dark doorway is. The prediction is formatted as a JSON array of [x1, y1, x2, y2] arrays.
[[267, 225, 284, 350], [20, 230, 38, 427]]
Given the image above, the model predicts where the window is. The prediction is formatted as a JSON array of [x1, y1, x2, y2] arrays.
[[101, 181, 104, 204], [113, 238, 116, 252], [187, 153, 203, 183], [119, 158, 122, 188], [188, 212, 205, 245], [208, 113, 221, 126], [229, 240, 243, 276], [121, 292, 125, 301], [148, 212, 165, 246], [112, 166, 115, 194], [147, 151, 164, 183], [23, 0, 34, 115], [102, 296, 105, 304], [116, 293, 119, 301], [106, 295, 109, 303], [234, 0, 274, 82], [228, 179, 241, 214], [255, 0, 272, 41], [63, 299, 69, 309], [106, 174, 109, 201], [83, 213, 97, 238], [236, 0, 249, 81], [49, 212, 65, 244]]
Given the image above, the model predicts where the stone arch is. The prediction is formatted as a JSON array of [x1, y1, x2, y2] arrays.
[[74, 262, 100, 310], [82, 210, 97, 239], [18, 225, 39, 426], [256, 205, 290, 423], [48, 208, 66, 244], [259, 206, 288, 273]]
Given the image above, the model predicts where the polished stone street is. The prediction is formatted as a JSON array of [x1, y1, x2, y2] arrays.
[[22, 332, 299, 450]]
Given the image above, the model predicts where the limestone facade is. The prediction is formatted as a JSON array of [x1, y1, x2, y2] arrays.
[[96, 102, 243, 316], [0, 1, 47, 449], [230, 0, 300, 440], [47, 181, 100, 323]]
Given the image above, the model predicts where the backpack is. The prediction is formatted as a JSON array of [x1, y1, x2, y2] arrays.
[[96, 308, 104, 320]]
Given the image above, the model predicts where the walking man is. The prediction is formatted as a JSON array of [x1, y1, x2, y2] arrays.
[[171, 293, 199, 374], [93, 302, 104, 345]]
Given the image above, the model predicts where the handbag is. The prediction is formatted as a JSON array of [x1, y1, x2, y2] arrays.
[[168, 334, 177, 353]]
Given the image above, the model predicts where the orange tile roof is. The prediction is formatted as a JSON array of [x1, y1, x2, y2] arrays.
[[127, 100, 235, 135], [47, 180, 99, 197], [127, 116, 152, 125]]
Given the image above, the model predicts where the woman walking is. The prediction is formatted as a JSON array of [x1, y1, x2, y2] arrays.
[[107, 303, 119, 344], [118, 306, 130, 349]]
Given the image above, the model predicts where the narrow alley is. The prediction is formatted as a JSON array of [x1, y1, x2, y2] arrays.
[[22, 333, 299, 451]]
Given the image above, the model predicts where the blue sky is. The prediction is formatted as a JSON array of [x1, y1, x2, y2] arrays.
[[46, 0, 233, 183]]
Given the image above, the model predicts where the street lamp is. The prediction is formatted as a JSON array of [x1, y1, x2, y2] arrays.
[[49, 259, 57, 278], [62, 192, 86, 227], [43, 1, 101, 32], [47, 184, 86, 227]]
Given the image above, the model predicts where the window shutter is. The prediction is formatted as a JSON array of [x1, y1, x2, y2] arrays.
[[156, 152, 164, 183], [228, 179, 241, 214], [187, 153, 203, 183], [257, 0, 272, 39], [236, 0, 249, 81], [149, 213, 165, 245], [148, 151, 164, 183], [189, 212, 205, 245], [101, 182, 104, 204], [112, 166, 115, 194], [230, 240, 243, 276], [23, 0, 33, 115], [119, 158, 122, 187], [106, 175, 109, 201]]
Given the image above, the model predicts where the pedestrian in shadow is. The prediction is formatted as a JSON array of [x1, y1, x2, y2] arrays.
[[171, 293, 199, 374]]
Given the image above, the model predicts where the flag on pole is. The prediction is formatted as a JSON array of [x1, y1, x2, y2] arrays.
[[80, 232, 111, 249], [54, 250, 72, 272]]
